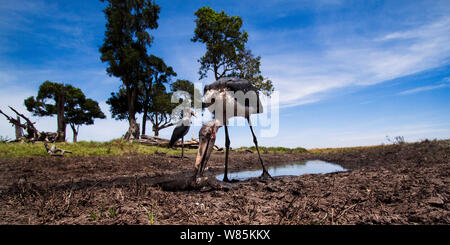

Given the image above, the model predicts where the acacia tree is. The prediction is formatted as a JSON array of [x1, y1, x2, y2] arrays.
[[24, 81, 66, 141], [191, 6, 273, 95], [170, 79, 202, 118], [106, 83, 172, 136], [148, 79, 201, 136], [25, 81, 105, 142], [147, 82, 174, 136], [99, 0, 160, 140], [140, 55, 176, 135], [106, 55, 177, 136], [107, 79, 199, 137], [230, 49, 274, 95], [66, 98, 106, 142]]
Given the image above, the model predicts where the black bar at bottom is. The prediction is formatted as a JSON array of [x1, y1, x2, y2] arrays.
[[0, 225, 447, 243]]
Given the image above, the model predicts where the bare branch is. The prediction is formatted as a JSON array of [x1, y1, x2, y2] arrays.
[[44, 142, 73, 156], [0, 108, 27, 129]]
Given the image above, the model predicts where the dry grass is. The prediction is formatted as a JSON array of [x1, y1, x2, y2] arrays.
[[0, 138, 197, 158]]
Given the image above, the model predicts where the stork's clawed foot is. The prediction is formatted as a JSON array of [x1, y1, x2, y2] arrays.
[[260, 170, 273, 180], [190, 177, 197, 188], [222, 176, 231, 183]]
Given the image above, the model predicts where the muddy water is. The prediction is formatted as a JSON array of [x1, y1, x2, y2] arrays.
[[216, 160, 347, 181]]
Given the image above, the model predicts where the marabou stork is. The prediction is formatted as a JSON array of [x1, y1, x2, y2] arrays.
[[169, 109, 196, 158], [193, 77, 271, 182]]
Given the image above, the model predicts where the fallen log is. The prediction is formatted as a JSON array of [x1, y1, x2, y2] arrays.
[[0, 106, 70, 156], [0, 107, 39, 141], [7, 106, 42, 140], [136, 135, 222, 151], [0, 106, 59, 142]]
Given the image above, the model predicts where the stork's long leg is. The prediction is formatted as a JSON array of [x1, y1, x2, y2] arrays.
[[181, 136, 184, 158], [223, 124, 231, 182], [247, 118, 272, 179]]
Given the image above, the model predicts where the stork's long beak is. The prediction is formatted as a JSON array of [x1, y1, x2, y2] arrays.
[[194, 125, 219, 177]]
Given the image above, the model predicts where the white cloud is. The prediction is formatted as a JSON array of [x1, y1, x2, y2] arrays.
[[258, 17, 450, 108], [277, 123, 450, 149], [0, 65, 121, 99], [398, 83, 450, 95]]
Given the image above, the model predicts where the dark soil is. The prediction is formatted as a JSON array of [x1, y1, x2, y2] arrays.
[[0, 139, 449, 224]]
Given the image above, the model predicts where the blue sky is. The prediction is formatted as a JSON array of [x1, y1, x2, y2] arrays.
[[1, 0, 450, 148]]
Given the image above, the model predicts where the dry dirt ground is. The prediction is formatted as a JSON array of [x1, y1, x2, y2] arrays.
[[0, 140, 448, 225]]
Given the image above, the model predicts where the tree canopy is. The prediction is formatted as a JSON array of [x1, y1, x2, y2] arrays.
[[65, 98, 106, 143], [192, 6, 274, 95], [106, 88, 139, 121], [148, 79, 201, 136], [107, 77, 200, 137], [170, 79, 202, 110], [146, 82, 174, 136], [140, 55, 177, 135], [100, 0, 161, 140], [24, 81, 105, 142]]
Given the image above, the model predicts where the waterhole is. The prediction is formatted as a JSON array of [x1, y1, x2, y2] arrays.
[[216, 160, 347, 181]]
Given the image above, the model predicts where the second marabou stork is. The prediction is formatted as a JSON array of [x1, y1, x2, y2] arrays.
[[193, 77, 272, 182], [169, 108, 196, 158]]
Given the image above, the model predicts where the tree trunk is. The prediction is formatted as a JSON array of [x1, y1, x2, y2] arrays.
[[125, 85, 139, 140], [70, 124, 78, 143], [56, 89, 66, 142], [153, 112, 159, 136], [125, 118, 140, 141], [142, 103, 148, 136], [141, 83, 151, 136]]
